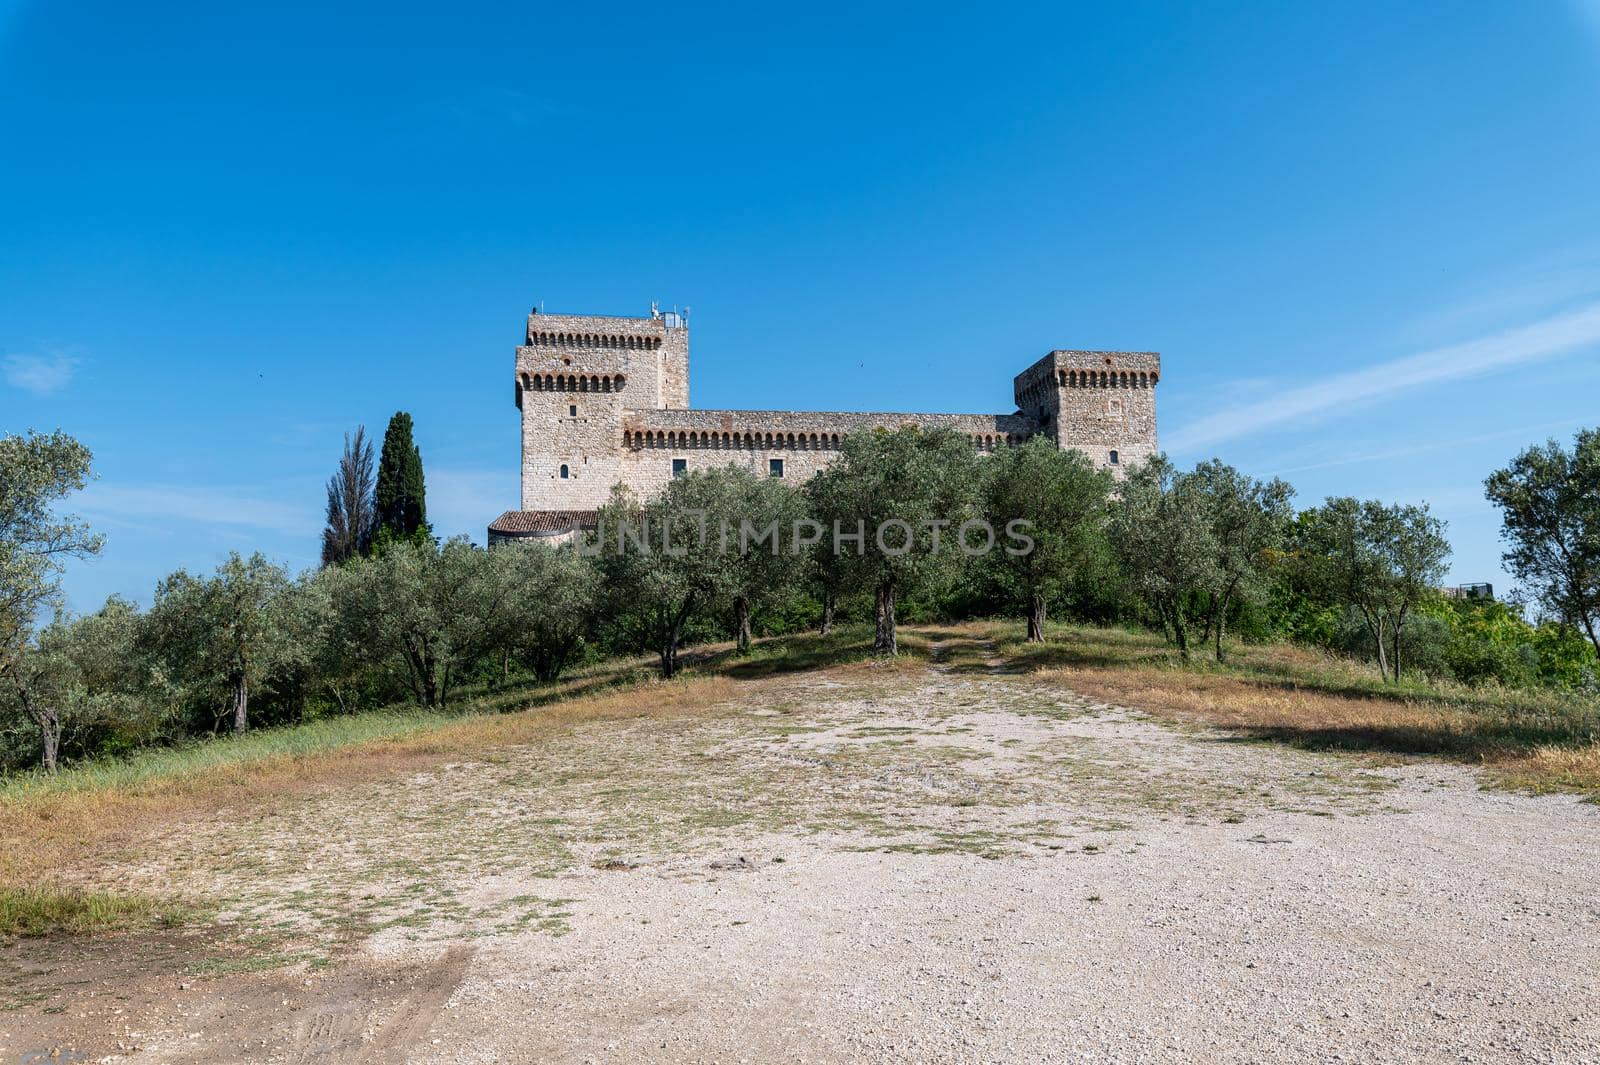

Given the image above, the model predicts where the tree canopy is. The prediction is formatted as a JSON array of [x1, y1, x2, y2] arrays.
[[374, 412, 429, 546], [1297, 497, 1450, 682], [144, 552, 299, 732], [811, 427, 981, 654], [1485, 429, 1600, 658], [0, 430, 103, 654], [1187, 459, 1295, 662], [323, 426, 376, 566], [1110, 455, 1219, 660], [980, 437, 1112, 641]]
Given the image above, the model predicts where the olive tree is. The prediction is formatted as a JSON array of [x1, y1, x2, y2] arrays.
[[802, 464, 851, 635], [0, 430, 104, 758], [1485, 428, 1600, 658], [980, 437, 1113, 641], [721, 470, 807, 652], [812, 428, 982, 655], [488, 541, 602, 682], [144, 552, 299, 732], [1188, 460, 1295, 662], [1298, 497, 1451, 682], [588, 472, 748, 678], [0, 598, 148, 772], [1110, 456, 1219, 660], [332, 537, 512, 707]]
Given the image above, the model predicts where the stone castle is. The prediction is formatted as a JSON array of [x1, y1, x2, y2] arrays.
[[489, 305, 1160, 542]]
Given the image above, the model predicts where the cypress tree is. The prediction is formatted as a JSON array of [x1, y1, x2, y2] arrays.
[[374, 411, 428, 545]]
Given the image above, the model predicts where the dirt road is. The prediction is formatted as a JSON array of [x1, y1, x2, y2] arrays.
[[5, 640, 1599, 1063]]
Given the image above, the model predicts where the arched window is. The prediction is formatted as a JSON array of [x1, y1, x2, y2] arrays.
[[1108, 450, 1119, 465], [559, 463, 570, 479]]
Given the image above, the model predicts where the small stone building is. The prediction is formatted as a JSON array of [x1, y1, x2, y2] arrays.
[[489, 305, 1160, 543]]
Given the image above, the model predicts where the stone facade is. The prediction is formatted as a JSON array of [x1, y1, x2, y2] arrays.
[[490, 305, 1160, 541]]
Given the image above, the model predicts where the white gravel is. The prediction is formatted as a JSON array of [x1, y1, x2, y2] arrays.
[[32, 658, 1600, 1064], [414, 681, 1600, 1064]]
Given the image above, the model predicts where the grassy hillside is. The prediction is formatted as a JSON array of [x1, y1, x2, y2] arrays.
[[974, 621, 1600, 795], [3, 621, 1594, 938]]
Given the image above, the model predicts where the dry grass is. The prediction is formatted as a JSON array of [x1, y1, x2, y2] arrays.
[[24, 614, 1586, 944], [0, 624, 924, 935], [0, 886, 194, 937], [969, 620, 1600, 795], [0, 675, 739, 891]]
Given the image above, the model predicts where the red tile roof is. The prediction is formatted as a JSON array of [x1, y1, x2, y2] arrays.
[[487, 510, 598, 536]]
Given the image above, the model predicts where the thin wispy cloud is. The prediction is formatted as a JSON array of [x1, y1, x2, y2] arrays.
[[78, 484, 320, 535], [1396, 263, 1600, 345], [1265, 417, 1592, 477], [1165, 301, 1600, 455], [4, 350, 79, 395]]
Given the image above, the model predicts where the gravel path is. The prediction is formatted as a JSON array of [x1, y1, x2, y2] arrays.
[[7, 646, 1600, 1064], [428, 775, 1600, 1064]]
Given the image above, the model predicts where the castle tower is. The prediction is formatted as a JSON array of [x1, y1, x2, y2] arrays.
[[515, 307, 690, 511], [1012, 350, 1160, 473], [498, 305, 1164, 545]]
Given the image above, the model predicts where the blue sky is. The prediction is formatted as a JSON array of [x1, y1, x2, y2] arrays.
[[3, 0, 1599, 611]]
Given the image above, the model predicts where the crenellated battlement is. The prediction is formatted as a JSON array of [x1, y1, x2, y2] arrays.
[[528, 330, 663, 350], [1013, 350, 1160, 407], [506, 304, 1161, 522]]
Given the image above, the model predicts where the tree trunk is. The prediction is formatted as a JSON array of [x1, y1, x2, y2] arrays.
[[1392, 628, 1403, 684], [500, 646, 511, 686], [18, 682, 61, 774], [1200, 594, 1216, 646], [1213, 592, 1231, 663], [660, 602, 690, 679], [1581, 613, 1600, 662], [1026, 594, 1046, 643], [873, 582, 898, 656], [819, 588, 836, 636], [418, 657, 440, 707], [400, 634, 432, 706], [39, 715, 60, 773], [1170, 604, 1190, 661], [660, 634, 680, 678], [1371, 620, 1390, 682], [230, 672, 249, 733], [734, 596, 752, 653]]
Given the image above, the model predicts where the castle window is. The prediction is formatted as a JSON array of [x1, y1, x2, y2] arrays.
[[672, 458, 687, 478], [1108, 450, 1119, 465], [560, 463, 570, 479], [769, 458, 784, 478], [569, 404, 577, 417]]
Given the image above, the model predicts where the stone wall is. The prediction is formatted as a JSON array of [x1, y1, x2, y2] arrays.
[[516, 310, 685, 412], [613, 408, 1035, 501], [512, 307, 1162, 518], [1017, 350, 1161, 472], [519, 379, 627, 511]]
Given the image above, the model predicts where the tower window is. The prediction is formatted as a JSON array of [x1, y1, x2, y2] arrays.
[[560, 463, 570, 479], [1108, 450, 1119, 465], [769, 458, 784, 478], [569, 404, 577, 417], [672, 458, 687, 478]]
